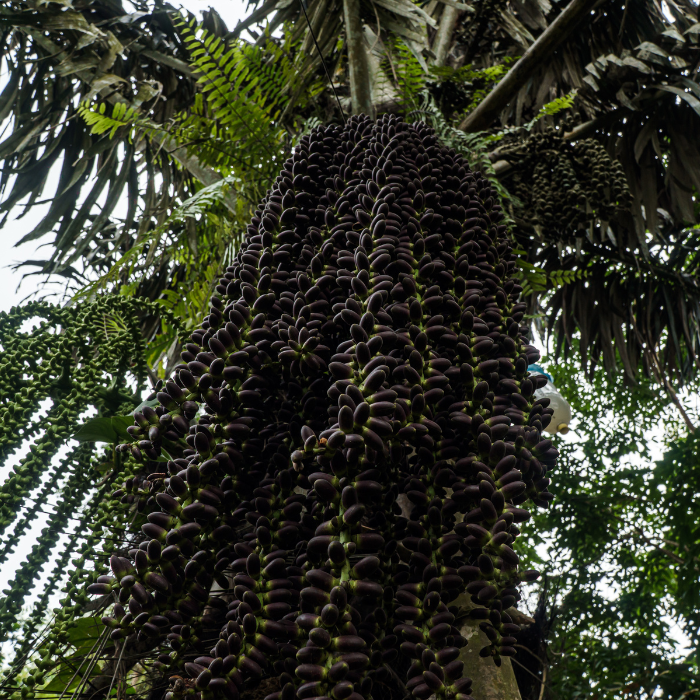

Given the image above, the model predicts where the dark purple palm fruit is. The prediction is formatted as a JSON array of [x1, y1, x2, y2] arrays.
[[96, 114, 556, 700]]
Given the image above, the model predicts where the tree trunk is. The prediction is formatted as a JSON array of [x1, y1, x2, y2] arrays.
[[432, 5, 461, 67], [342, 0, 373, 116], [455, 593, 524, 700]]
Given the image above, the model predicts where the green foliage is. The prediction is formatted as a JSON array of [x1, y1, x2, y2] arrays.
[[406, 87, 578, 248], [2, 481, 137, 694], [428, 59, 517, 118], [383, 37, 427, 112], [517, 357, 700, 699], [173, 17, 313, 198], [78, 101, 145, 140], [74, 16, 326, 372], [1, 2, 700, 699], [515, 256, 589, 297], [652, 433, 700, 652], [464, 63, 513, 114], [533, 91, 577, 121], [73, 415, 134, 443], [74, 174, 243, 375]]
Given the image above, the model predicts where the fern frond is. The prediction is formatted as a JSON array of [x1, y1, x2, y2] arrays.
[[169, 16, 309, 203], [535, 91, 577, 119], [75, 176, 239, 299], [384, 37, 426, 113], [515, 254, 589, 297], [521, 90, 578, 132], [78, 100, 151, 139], [430, 58, 517, 86], [488, 91, 579, 143]]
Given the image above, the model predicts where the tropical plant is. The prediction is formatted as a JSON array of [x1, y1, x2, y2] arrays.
[[1, 0, 700, 698], [3, 111, 560, 700], [0, 295, 184, 668], [3, 0, 700, 387]]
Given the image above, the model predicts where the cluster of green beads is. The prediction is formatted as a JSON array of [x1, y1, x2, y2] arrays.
[[502, 126, 631, 238], [0, 295, 184, 695]]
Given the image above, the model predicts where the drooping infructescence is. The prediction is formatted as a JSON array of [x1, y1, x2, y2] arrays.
[[96, 114, 557, 700]]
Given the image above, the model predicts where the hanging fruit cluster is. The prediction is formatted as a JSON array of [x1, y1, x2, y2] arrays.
[[502, 125, 631, 238], [94, 114, 558, 700]]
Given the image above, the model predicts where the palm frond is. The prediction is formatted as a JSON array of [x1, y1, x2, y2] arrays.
[[0, 0, 199, 284]]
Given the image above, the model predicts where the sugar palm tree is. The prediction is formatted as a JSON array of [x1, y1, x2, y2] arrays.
[[0, 2, 700, 697]]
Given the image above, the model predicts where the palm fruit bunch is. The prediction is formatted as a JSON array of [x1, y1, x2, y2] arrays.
[[93, 114, 558, 700], [502, 125, 631, 238]]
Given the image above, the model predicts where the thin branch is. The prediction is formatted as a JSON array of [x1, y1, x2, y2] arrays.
[[538, 661, 549, 700], [369, 0, 382, 54], [0, 613, 57, 690], [631, 524, 689, 566], [298, 0, 347, 123], [510, 657, 554, 693], [103, 640, 126, 700], [56, 626, 109, 700], [514, 643, 547, 666], [647, 344, 696, 433]]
